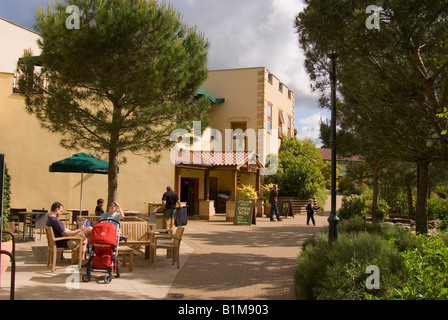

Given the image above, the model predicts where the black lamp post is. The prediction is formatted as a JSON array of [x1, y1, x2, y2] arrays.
[[328, 53, 339, 243]]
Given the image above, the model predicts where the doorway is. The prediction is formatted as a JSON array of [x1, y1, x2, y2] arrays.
[[181, 177, 199, 216]]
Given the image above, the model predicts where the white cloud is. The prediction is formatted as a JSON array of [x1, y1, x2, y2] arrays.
[[1, 0, 325, 137], [296, 111, 329, 147]]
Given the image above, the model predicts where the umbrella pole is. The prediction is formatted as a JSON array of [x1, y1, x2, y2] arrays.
[[80, 172, 83, 212]]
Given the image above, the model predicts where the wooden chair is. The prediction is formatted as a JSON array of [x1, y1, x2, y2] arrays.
[[44, 226, 84, 272], [149, 226, 185, 269]]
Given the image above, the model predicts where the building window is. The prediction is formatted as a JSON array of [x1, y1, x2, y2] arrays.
[[231, 122, 248, 151], [12, 73, 20, 93], [288, 116, 292, 138], [279, 111, 284, 138], [267, 104, 272, 134], [279, 82, 283, 93]]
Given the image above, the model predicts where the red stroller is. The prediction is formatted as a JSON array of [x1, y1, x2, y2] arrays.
[[82, 219, 121, 283]]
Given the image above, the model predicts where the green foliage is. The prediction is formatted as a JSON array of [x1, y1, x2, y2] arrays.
[[391, 235, 448, 300], [295, 229, 407, 300], [260, 183, 273, 195], [237, 185, 257, 200], [18, 0, 211, 203], [2, 165, 11, 242], [295, 216, 448, 300], [265, 138, 327, 205], [338, 195, 368, 220], [435, 185, 448, 199], [428, 198, 448, 220]]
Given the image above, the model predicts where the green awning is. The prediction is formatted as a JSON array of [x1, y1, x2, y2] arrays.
[[197, 89, 225, 105], [18, 55, 42, 66]]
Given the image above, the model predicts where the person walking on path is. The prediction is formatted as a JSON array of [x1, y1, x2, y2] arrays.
[[306, 198, 319, 226], [269, 184, 282, 222], [162, 186, 181, 232]]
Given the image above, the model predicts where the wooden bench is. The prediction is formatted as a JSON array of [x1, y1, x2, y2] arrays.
[[365, 213, 437, 225], [76, 216, 143, 226], [120, 221, 156, 259], [118, 246, 134, 271]]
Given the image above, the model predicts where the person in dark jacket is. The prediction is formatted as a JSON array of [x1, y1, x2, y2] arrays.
[[269, 184, 282, 222], [306, 198, 319, 226], [162, 186, 181, 232]]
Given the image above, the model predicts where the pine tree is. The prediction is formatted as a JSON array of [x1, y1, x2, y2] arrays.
[[18, 0, 211, 205]]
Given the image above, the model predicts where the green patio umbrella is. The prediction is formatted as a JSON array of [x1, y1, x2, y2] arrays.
[[49, 153, 119, 211]]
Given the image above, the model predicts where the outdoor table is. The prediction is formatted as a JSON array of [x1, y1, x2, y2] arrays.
[[17, 211, 48, 242], [124, 211, 142, 219], [68, 209, 89, 224]]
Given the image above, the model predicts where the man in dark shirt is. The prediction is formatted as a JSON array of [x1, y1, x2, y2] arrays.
[[162, 186, 181, 232], [46, 202, 92, 263], [269, 184, 282, 222]]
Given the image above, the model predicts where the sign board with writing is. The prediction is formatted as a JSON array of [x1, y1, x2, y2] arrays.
[[280, 202, 293, 219], [234, 199, 256, 226]]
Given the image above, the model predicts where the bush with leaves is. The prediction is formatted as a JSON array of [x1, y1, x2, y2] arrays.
[[237, 185, 257, 200], [338, 195, 368, 220], [2, 165, 11, 242], [294, 229, 407, 300], [389, 235, 448, 300]]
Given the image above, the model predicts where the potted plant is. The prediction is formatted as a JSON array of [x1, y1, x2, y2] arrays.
[[1, 165, 13, 279], [237, 185, 258, 217], [261, 183, 274, 218]]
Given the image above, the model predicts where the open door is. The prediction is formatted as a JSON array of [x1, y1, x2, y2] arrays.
[[181, 178, 199, 216]]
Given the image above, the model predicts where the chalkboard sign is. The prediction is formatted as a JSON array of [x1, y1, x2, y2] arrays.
[[234, 199, 256, 226], [280, 202, 293, 218]]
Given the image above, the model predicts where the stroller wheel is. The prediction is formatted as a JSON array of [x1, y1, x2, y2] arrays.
[[116, 260, 121, 278], [82, 274, 91, 282], [105, 274, 113, 284]]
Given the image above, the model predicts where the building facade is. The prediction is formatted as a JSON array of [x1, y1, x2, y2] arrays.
[[0, 18, 294, 220]]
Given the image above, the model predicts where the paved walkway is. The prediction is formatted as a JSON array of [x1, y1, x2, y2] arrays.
[[0, 214, 325, 300]]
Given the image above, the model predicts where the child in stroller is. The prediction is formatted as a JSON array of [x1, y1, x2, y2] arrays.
[[82, 202, 125, 283]]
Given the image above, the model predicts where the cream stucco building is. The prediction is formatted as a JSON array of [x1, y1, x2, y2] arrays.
[[0, 17, 294, 221]]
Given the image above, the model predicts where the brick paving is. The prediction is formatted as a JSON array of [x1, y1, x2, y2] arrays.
[[167, 214, 325, 300], [0, 213, 325, 300]]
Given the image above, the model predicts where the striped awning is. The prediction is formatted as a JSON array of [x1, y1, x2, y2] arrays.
[[174, 150, 263, 170]]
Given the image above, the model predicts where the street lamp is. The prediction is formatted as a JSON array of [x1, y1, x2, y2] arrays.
[[328, 53, 339, 243]]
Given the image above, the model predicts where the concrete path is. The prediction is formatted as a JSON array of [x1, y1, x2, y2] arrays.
[[0, 214, 325, 300]]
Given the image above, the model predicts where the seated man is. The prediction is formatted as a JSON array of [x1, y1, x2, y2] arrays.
[[46, 201, 92, 265]]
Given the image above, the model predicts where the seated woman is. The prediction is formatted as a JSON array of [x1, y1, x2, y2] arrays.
[[95, 198, 105, 216]]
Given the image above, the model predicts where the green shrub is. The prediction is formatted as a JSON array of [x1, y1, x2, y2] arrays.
[[391, 235, 448, 300], [428, 198, 448, 220], [237, 185, 257, 200], [295, 232, 331, 300], [338, 195, 368, 220], [2, 165, 11, 242], [294, 230, 407, 300], [319, 233, 407, 300]]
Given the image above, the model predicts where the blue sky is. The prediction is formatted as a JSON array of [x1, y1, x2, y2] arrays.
[[0, 0, 329, 145]]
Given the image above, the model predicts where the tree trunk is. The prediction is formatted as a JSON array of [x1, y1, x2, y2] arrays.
[[416, 161, 429, 234], [107, 105, 121, 206], [406, 181, 413, 216], [371, 154, 381, 222], [107, 146, 119, 207]]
